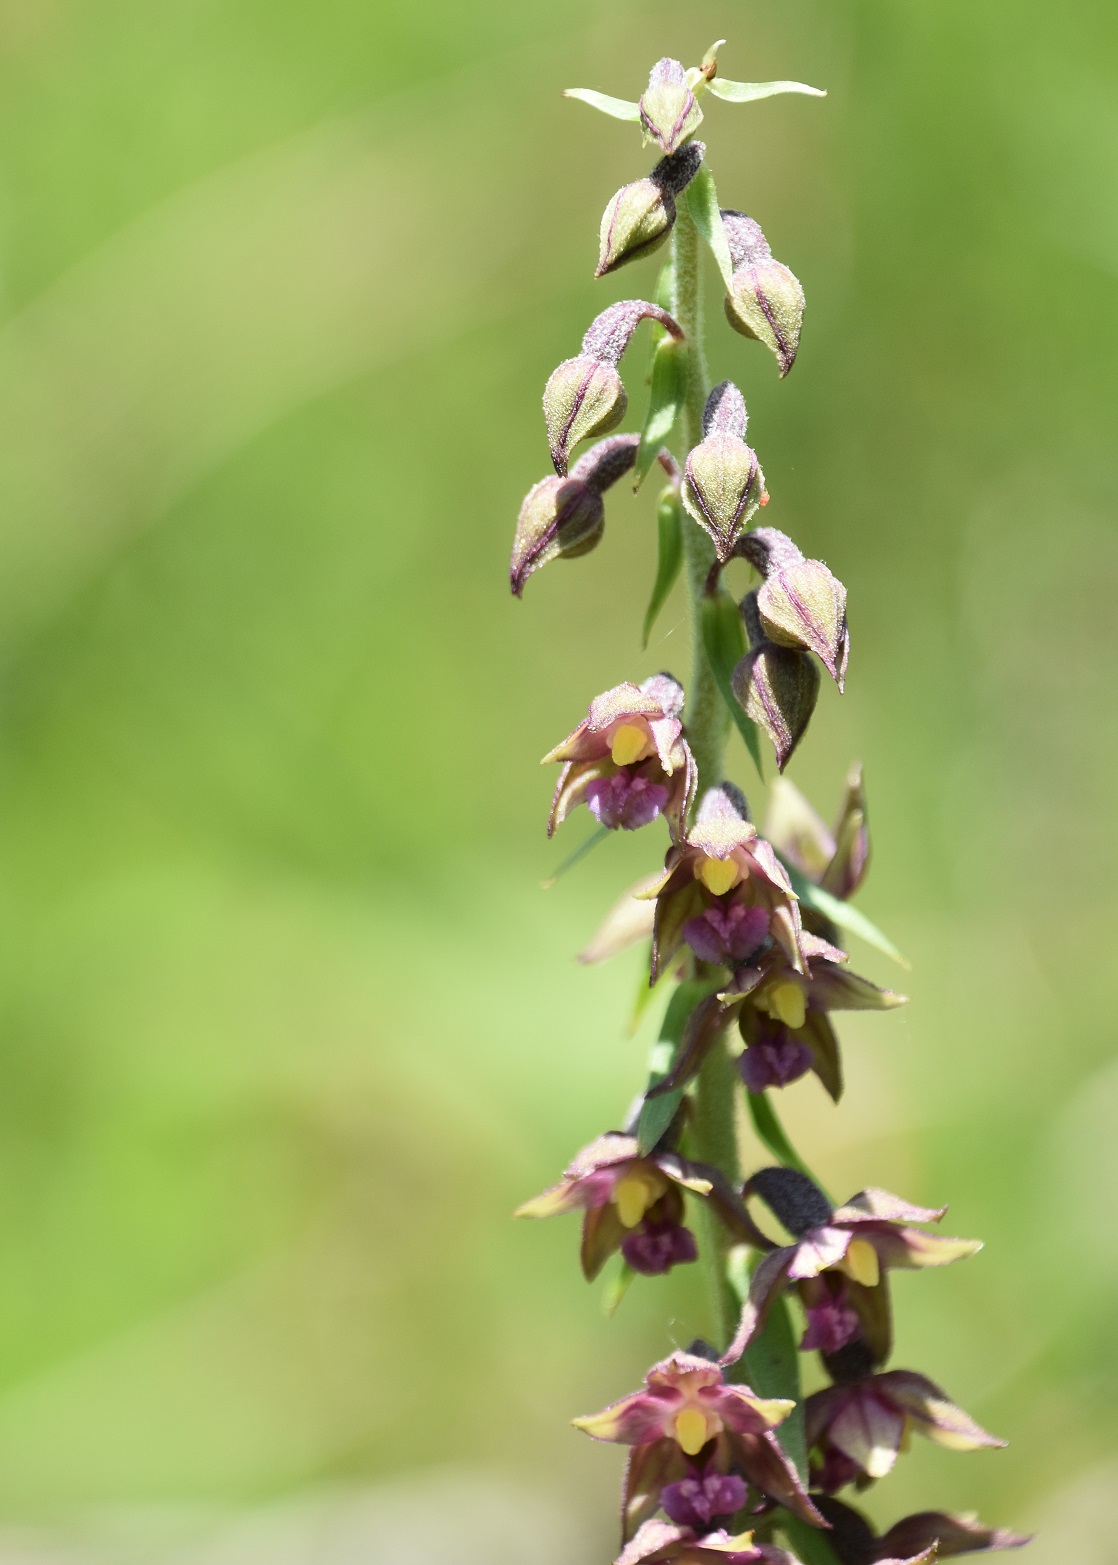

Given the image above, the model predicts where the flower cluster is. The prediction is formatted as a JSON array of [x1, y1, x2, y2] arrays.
[[507, 43, 1024, 1565]]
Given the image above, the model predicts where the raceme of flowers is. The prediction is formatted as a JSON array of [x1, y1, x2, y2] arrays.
[[507, 44, 1027, 1565]]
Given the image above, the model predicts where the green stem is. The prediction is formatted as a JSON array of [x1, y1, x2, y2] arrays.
[[671, 206, 740, 1349]]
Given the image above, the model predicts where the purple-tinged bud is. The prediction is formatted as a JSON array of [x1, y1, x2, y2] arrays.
[[509, 435, 638, 596], [639, 57, 702, 156], [732, 632, 820, 772], [543, 357, 625, 476], [822, 764, 870, 899], [596, 145, 704, 278], [702, 379, 748, 439], [682, 383, 765, 561], [509, 475, 603, 598], [581, 299, 685, 365], [546, 304, 684, 475], [734, 526, 804, 576], [757, 557, 849, 689], [720, 210, 806, 376]]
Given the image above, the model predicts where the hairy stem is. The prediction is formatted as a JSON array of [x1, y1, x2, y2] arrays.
[[671, 206, 741, 1348]]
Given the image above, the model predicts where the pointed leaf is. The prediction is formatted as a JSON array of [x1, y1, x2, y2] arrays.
[[726, 1251, 807, 1483], [783, 862, 909, 968], [637, 978, 717, 1154], [746, 1090, 828, 1193], [700, 590, 763, 773], [779, 1516, 842, 1565], [635, 338, 688, 488], [563, 88, 641, 121], [602, 1260, 637, 1316], [685, 168, 735, 290], [708, 78, 826, 104], [643, 486, 684, 647]]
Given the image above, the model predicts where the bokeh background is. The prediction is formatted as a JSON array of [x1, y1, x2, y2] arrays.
[[0, 0, 1113, 1559]]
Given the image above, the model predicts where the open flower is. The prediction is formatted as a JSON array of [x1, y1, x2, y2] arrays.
[[815, 1496, 1029, 1563], [618, 1518, 800, 1565], [806, 1365, 1005, 1491], [544, 674, 695, 837], [515, 1133, 755, 1281], [646, 932, 904, 1106], [727, 1169, 980, 1366], [575, 1350, 823, 1537], [644, 785, 806, 982]]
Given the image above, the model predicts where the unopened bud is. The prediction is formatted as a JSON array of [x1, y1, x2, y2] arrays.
[[596, 144, 704, 278], [639, 57, 702, 156], [734, 526, 803, 576], [757, 557, 849, 688], [733, 591, 819, 770], [543, 357, 626, 476], [682, 382, 764, 560], [509, 476, 602, 598], [720, 210, 805, 377]]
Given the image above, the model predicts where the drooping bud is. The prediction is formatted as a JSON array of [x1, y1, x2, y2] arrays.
[[509, 434, 638, 596], [681, 382, 764, 561], [545, 302, 684, 475], [720, 210, 806, 377], [732, 592, 819, 770], [596, 144, 704, 278], [639, 58, 702, 155], [543, 358, 625, 477], [757, 556, 849, 688]]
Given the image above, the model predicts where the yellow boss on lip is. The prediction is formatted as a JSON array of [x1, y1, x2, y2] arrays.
[[609, 723, 654, 766]]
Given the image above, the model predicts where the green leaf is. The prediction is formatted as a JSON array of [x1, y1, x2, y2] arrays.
[[779, 1517, 842, 1565], [746, 1089, 829, 1192], [540, 825, 611, 890], [635, 338, 687, 489], [684, 168, 735, 291], [700, 591, 763, 774], [726, 1250, 806, 1480], [654, 256, 676, 314], [708, 78, 826, 104], [783, 862, 910, 968], [563, 88, 641, 121], [643, 486, 683, 647], [637, 978, 715, 1154]]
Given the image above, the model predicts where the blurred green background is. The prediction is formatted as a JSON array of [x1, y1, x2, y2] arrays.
[[0, 0, 1112, 1558]]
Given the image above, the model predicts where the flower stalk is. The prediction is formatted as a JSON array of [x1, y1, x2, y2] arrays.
[[508, 40, 1025, 1565]]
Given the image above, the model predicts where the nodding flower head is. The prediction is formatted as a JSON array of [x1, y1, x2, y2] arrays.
[[598, 143, 704, 277], [510, 433, 638, 596], [639, 57, 703, 155], [682, 383, 765, 561], [543, 673, 695, 837], [720, 210, 805, 377]]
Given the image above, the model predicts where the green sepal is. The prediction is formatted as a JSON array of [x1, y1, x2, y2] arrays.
[[563, 88, 641, 121], [708, 78, 826, 104], [643, 487, 684, 647], [637, 977, 717, 1154], [685, 168, 735, 290], [635, 338, 687, 489], [726, 1248, 807, 1481], [602, 1259, 637, 1316], [700, 590, 763, 774], [783, 862, 909, 968]]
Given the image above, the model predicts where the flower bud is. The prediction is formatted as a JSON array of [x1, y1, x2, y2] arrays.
[[733, 591, 819, 770], [639, 57, 702, 155], [720, 210, 805, 377], [682, 382, 764, 560], [543, 357, 626, 476], [758, 557, 849, 688], [596, 144, 704, 278], [509, 475, 603, 598]]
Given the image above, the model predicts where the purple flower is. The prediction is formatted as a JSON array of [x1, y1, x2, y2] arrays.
[[799, 1282, 862, 1355], [683, 903, 770, 965], [660, 1459, 748, 1529], [587, 771, 671, 831], [738, 1024, 813, 1091], [622, 1219, 700, 1276]]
